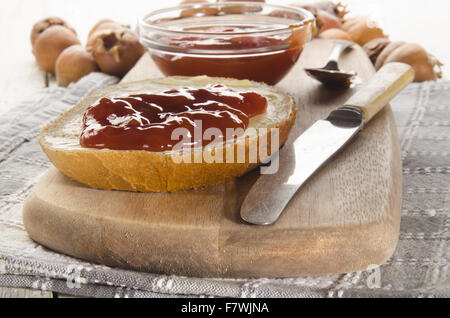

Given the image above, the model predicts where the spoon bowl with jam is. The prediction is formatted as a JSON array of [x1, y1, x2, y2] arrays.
[[139, 2, 316, 85]]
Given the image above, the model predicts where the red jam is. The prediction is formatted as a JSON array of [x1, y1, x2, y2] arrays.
[[151, 25, 308, 85], [80, 84, 267, 151]]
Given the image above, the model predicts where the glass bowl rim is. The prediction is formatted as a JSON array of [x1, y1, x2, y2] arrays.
[[139, 1, 316, 36]]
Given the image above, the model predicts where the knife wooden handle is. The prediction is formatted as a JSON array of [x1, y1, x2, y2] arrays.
[[344, 62, 415, 122]]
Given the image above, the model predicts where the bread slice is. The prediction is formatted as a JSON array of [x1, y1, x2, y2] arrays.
[[38, 76, 296, 192]]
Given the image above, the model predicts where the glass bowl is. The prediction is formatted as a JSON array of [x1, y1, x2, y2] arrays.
[[139, 2, 316, 85]]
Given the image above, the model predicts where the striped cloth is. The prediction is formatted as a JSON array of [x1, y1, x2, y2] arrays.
[[0, 73, 448, 297]]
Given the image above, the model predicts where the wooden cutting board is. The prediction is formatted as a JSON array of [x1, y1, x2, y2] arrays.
[[23, 39, 402, 278]]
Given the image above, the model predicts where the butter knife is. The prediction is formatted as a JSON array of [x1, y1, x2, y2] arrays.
[[240, 62, 415, 225]]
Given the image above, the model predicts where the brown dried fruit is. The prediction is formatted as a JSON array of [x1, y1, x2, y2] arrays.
[[333, 2, 349, 20], [316, 9, 342, 33], [319, 28, 353, 42], [374, 41, 441, 82], [33, 25, 81, 73], [374, 41, 406, 69], [56, 45, 98, 87], [342, 16, 386, 46], [86, 19, 125, 52], [30, 17, 76, 49], [88, 19, 119, 39], [300, 1, 348, 20], [287, 2, 347, 38], [91, 27, 146, 77], [362, 38, 391, 64]]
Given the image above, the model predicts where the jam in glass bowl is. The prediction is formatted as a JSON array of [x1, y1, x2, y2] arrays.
[[139, 2, 316, 85]]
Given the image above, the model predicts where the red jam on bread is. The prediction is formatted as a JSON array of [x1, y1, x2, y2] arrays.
[[80, 84, 267, 151]]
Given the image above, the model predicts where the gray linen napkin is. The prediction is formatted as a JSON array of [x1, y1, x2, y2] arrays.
[[0, 72, 448, 298]]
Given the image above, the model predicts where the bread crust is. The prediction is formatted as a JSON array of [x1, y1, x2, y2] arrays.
[[38, 76, 296, 192]]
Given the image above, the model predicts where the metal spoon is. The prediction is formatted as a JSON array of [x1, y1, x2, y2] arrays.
[[304, 40, 355, 86]]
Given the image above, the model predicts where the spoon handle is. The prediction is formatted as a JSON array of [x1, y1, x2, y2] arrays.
[[328, 40, 353, 64]]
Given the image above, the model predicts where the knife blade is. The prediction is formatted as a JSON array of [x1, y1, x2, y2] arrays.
[[240, 62, 415, 225]]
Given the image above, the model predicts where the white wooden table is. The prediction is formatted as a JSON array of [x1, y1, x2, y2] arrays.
[[0, 0, 448, 298]]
